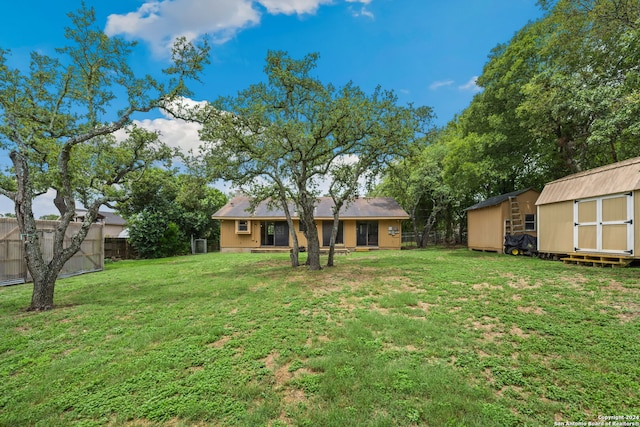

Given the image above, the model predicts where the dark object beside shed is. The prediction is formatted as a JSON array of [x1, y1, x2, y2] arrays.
[[504, 234, 537, 256]]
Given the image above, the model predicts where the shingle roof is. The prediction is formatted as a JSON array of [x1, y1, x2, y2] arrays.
[[536, 156, 640, 205], [212, 195, 410, 220], [75, 210, 127, 226], [465, 189, 534, 211]]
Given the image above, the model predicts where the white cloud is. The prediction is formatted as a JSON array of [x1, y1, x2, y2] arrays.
[[110, 98, 206, 155], [105, 0, 261, 56], [429, 80, 454, 90], [346, 0, 374, 18], [134, 116, 203, 155], [106, 0, 372, 56], [458, 76, 482, 93], [258, 0, 332, 15]]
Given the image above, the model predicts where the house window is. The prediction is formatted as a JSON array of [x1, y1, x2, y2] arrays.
[[322, 221, 344, 246], [524, 214, 535, 231], [236, 220, 251, 234]]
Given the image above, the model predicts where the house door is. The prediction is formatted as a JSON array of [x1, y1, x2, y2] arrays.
[[261, 221, 289, 246], [574, 193, 633, 255], [356, 221, 378, 246]]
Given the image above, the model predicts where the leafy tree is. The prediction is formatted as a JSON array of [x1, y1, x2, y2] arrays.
[[0, 6, 209, 310], [118, 168, 227, 258], [325, 103, 431, 265], [435, 0, 640, 217], [376, 140, 454, 248], [127, 212, 187, 259], [199, 51, 425, 270], [518, 0, 640, 172]]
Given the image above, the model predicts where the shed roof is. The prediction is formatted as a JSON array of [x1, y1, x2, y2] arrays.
[[212, 195, 410, 220], [536, 156, 640, 205], [465, 189, 535, 212]]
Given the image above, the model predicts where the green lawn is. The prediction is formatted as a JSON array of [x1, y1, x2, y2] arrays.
[[1, 249, 639, 426]]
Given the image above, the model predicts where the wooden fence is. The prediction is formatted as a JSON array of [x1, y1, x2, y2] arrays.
[[104, 237, 136, 260], [0, 218, 104, 286]]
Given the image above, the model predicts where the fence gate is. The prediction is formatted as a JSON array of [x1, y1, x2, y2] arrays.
[[0, 220, 26, 285], [0, 218, 104, 286]]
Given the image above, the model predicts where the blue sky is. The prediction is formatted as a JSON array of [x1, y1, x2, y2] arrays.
[[0, 0, 543, 216]]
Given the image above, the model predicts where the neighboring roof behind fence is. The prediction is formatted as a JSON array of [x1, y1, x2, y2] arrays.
[[464, 188, 535, 211], [536, 156, 640, 205], [212, 195, 410, 220], [76, 210, 127, 226]]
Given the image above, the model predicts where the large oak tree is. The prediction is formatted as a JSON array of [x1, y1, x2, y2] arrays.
[[199, 51, 427, 270], [0, 6, 209, 310]]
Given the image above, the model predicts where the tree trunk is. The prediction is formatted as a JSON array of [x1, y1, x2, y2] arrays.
[[420, 206, 440, 248], [326, 213, 341, 267], [304, 220, 321, 270], [298, 191, 321, 270], [29, 272, 57, 311], [409, 200, 422, 248], [12, 150, 100, 310], [285, 216, 300, 268]]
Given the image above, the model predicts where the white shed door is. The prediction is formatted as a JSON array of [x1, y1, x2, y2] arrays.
[[574, 193, 634, 255]]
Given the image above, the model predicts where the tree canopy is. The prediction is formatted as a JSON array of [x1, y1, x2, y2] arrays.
[[198, 51, 430, 269], [0, 5, 209, 310], [377, 0, 640, 246], [118, 168, 227, 258]]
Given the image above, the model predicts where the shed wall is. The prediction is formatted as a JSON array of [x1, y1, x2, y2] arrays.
[[636, 193, 640, 255], [537, 193, 637, 256], [537, 202, 574, 254], [467, 204, 504, 252], [515, 191, 540, 237]]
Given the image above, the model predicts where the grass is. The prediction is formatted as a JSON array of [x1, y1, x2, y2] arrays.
[[1, 248, 639, 426]]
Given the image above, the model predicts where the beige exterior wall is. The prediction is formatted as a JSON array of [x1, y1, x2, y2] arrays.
[[538, 191, 638, 256], [467, 190, 540, 254], [219, 220, 261, 252], [636, 192, 640, 256], [103, 224, 125, 238], [468, 204, 504, 252], [219, 218, 403, 252], [378, 219, 403, 249], [537, 201, 578, 254], [516, 190, 541, 237]]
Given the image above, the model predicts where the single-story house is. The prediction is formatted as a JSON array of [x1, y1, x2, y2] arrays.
[[212, 195, 410, 253], [536, 156, 640, 260], [465, 188, 540, 253], [75, 210, 127, 238]]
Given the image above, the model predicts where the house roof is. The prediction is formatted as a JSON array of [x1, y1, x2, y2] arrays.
[[212, 195, 410, 220], [75, 210, 127, 226], [536, 156, 640, 205], [465, 189, 536, 211]]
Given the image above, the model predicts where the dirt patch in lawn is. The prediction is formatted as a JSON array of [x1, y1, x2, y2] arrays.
[[517, 305, 545, 315], [472, 282, 504, 291], [469, 316, 505, 342]]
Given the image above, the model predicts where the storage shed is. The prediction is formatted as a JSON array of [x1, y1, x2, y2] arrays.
[[465, 189, 540, 253], [536, 156, 640, 264]]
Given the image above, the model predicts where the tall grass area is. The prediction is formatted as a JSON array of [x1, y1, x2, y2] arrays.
[[1, 249, 639, 426]]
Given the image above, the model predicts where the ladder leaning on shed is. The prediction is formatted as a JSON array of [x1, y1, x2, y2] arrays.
[[505, 196, 524, 235]]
